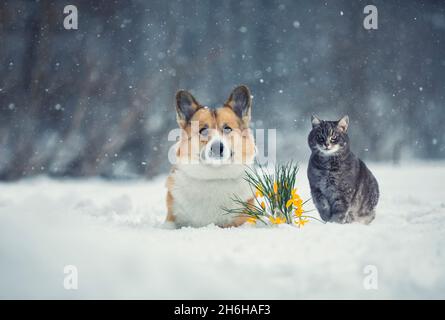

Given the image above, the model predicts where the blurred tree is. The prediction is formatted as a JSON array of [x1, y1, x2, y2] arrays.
[[0, 0, 444, 180]]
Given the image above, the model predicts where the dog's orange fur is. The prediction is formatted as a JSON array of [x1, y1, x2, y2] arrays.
[[165, 173, 176, 223], [220, 198, 255, 228], [176, 107, 255, 165], [166, 86, 256, 228]]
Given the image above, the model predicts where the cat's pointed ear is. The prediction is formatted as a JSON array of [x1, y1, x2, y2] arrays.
[[311, 115, 322, 128], [225, 85, 252, 126], [337, 115, 349, 133], [176, 90, 201, 128]]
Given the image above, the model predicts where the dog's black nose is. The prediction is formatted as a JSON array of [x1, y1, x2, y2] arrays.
[[210, 141, 224, 158]]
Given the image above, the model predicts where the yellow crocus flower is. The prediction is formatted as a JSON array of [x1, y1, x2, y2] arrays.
[[286, 188, 303, 209], [294, 207, 304, 218], [286, 199, 293, 208], [269, 216, 286, 225], [247, 217, 257, 224], [295, 218, 309, 228]]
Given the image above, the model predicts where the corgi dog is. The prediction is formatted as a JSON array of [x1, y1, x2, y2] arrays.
[[165, 85, 256, 228]]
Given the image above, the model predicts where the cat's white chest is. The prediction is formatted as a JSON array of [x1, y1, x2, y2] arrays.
[[170, 165, 252, 227]]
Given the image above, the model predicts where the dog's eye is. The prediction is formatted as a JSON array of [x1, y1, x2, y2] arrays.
[[223, 125, 232, 134], [199, 127, 208, 136]]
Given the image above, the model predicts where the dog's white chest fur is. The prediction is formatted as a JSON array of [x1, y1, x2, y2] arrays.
[[171, 164, 252, 227]]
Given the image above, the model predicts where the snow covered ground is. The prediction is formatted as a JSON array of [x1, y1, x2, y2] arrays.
[[0, 162, 444, 299]]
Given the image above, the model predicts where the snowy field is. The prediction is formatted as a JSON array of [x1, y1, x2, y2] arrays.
[[0, 162, 444, 299]]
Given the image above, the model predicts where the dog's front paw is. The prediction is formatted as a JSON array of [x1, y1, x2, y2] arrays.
[[160, 221, 177, 229]]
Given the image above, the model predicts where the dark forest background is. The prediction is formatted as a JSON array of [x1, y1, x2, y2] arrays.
[[0, 0, 444, 180]]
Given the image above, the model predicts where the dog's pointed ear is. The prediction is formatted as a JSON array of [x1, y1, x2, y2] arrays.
[[337, 115, 349, 132], [176, 90, 201, 127], [311, 115, 322, 128], [226, 85, 252, 126]]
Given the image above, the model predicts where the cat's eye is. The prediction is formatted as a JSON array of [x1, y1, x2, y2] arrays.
[[199, 127, 209, 136], [330, 135, 338, 143], [317, 135, 325, 143], [223, 125, 232, 134]]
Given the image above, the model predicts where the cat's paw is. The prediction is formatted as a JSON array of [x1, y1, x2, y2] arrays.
[[330, 213, 350, 224], [319, 211, 332, 222]]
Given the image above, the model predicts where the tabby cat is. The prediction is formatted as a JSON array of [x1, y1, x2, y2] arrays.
[[307, 115, 379, 224]]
